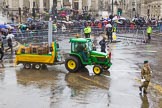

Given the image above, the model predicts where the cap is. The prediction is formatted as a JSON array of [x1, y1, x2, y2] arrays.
[[144, 60, 148, 64]]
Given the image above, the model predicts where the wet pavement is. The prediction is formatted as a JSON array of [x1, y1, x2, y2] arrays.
[[0, 35, 162, 108]]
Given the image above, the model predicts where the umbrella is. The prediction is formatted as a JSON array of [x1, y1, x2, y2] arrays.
[[105, 23, 112, 28], [0, 24, 7, 29], [5, 24, 12, 29], [6, 33, 15, 39], [112, 16, 118, 21], [103, 20, 108, 23], [27, 18, 33, 22], [60, 13, 66, 17], [0, 28, 8, 33], [119, 17, 126, 20], [59, 7, 71, 11], [107, 18, 111, 21]]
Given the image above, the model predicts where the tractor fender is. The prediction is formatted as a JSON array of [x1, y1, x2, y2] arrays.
[[69, 53, 84, 64]]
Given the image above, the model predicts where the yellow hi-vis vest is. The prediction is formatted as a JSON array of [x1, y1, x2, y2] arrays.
[[87, 26, 91, 33], [84, 27, 89, 34], [112, 27, 116, 32], [0, 41, 2, 48], [147, 26, 152, 34]]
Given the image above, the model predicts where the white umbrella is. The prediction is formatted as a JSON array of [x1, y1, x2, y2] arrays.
[[112, 16, 118, 21], [6, 34, 15, 40], [105, 23, 112, 28], [119, 17, 126, 20]]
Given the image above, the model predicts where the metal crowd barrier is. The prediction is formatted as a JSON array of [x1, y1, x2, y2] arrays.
[[13, 26, 162, 44]]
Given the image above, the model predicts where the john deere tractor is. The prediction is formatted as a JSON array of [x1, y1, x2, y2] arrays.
[[65, 38, 112, 75]]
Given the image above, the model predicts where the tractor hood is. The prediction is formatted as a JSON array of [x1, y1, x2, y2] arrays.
[[90, 51, 107, 57]]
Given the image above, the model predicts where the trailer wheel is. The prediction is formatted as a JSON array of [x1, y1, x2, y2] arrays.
[[65, 56, 80, 72], [24, 63, 31, 69], [34, 64, 41, 70], [93, 65, 103, 75]]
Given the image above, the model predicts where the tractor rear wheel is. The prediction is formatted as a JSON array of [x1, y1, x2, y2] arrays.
[[65, 56, 80, 72], [93, 65, 103, 75]]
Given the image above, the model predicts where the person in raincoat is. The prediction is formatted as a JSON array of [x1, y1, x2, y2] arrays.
[[87, 23, 92, 36], [0, 31, 4, 61], [112, 25, 117, 42], [99, 36, 107, 53], [146, 25, 152, 41], [84, 24, 90, 38], [105, 23, 112, 42], [139, 61, 152, 94], [5, 32, 14, 54]]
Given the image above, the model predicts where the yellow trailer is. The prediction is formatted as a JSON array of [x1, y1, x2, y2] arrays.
[[15, 42, 62, 69]]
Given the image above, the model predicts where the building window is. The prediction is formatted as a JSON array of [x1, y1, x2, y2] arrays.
[[74, 2, 79, 10]]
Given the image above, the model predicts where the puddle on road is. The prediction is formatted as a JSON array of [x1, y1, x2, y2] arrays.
[[1, 37, 162, 108], [0, 64, 112, 108]]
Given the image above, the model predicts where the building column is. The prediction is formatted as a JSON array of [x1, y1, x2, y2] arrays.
[[39, 0, 44, 13], [69, 0, 73, 8], [29, 0, 33, 12], [88, 0, 91, 10], [57, 0, 62, 10], [79, 0, 82, 11], [49, 0, 53, 12], [19, 0, 23, 8], [160, 4, 162, 19], [8, 0, 13, 9]]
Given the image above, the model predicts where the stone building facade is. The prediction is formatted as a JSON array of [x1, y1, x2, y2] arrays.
[[140, 0, 162, 19], [2, 0, 100, 14]]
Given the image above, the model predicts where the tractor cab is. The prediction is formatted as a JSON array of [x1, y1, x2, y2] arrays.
[[65, 38, 112, 75], [70, 38, 92, 63]]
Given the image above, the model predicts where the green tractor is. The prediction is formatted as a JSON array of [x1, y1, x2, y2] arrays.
[[65, 38, 112, 75]]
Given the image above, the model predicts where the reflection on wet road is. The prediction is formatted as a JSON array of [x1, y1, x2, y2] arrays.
[[0, 36, 162, 108]]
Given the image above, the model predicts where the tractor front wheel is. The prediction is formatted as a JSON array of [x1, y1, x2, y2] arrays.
[[65, 56, 80, 72], [93, 65, 103, 75]]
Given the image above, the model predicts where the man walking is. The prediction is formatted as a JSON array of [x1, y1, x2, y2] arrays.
[[5, 32, 14, 54], [146, 25, 152, 42], [84, 24, 90, 38], [99, 36, 107, 53], [0, 37, 4, 62], [139, 61, 152, 94], [105, 23, 112, 42]]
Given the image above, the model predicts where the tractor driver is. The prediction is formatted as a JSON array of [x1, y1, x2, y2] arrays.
[[76, 43, 88, 61]]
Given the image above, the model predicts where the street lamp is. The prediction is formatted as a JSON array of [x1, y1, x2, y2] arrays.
[[112, 0, 114, 15], [52, 0, 57, 21]]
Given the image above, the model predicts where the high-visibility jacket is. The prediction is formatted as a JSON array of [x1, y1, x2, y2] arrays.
[[84, 27, 89, 34], [112, 27, 116, 32], [87, 26, 91, 33], [0, 41, 2, 48], [147, 26, 152, 34]]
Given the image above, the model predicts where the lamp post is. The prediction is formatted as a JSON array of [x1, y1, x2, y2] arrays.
[[52, 0, 57, 21], [112, 0, 114, 15]]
